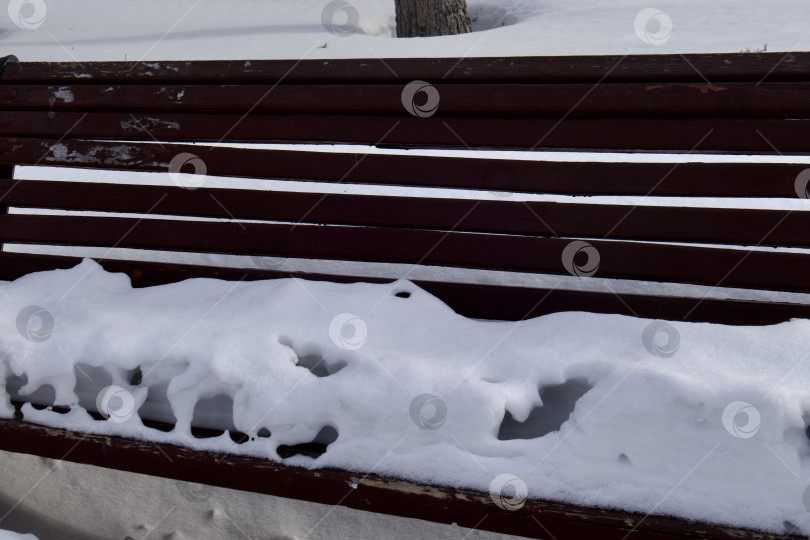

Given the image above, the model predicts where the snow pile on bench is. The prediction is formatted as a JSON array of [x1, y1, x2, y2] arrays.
[[1, 259, 810, 534]]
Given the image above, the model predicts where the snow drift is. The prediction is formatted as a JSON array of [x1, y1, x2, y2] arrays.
[[2, 260, 810, 534]]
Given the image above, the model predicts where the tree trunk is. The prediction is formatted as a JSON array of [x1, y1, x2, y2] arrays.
[[395, 0, 472, 38]]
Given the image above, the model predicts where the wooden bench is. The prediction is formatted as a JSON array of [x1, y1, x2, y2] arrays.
[[0, 53, 809, 539]]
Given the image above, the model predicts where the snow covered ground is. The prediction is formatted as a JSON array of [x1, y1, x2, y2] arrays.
[[0, 530, 37, 540], [2, 0, 808, 61], [2, 1, 810, 539]]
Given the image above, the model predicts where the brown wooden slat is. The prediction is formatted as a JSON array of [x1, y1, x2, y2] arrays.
[[4, 179, 810, 249], [3, 82, 810, 117], [0, 164, 12, 227], [0, 251, 808, 326], [1, 112, 808, 153], [3, 214, 810, 293], [415, 280, 810, 326], [2, 138, 806, 198], [1, 419, 794, 540], [2, 251, 809, 326], [0, 54, 807, 540], [4, 53, 810, 84]]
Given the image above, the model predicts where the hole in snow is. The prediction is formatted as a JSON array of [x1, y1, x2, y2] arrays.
[[314, 425, 339, 445], [784, 521, 799, 535], [394, 291, 411, 299], [190, 424, 228, 439], [28, 385, 69, 413], [143, 417, 177, 433], [281, 337, 346, 377], [191, 393, 238, 439], [5, 373, 27, 399], [230, 431, 250, 445], [138, 381, 177, 432], [277, 425, 338, 459], [129, 366, 143, 386], [497, 378, 592, 440], [6, 374, 63, 412], [28, 385, 56, 411], [257, 427, 271, 438], [296, 354, 346, 378], [73, 363, 112, 419]]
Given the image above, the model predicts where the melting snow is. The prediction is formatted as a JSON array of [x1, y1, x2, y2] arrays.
[[2, 260, 810, 534]]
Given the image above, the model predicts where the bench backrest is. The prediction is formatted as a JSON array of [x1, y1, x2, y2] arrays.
[[1, 53, 810, 326]]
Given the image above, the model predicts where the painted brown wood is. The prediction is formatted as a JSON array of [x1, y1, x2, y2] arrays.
[[3, 53, 810, 84], [0, 163, 14, 250], [1, 111, 809, 153], [2, 53, 810, 540], [0, 419, 800, 540], [4, 179, 810, 249], [4, 82, 810, 117], [3, 213, 810, 294], [1, 251, 808, 326], [1, 138, 806, 198]]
